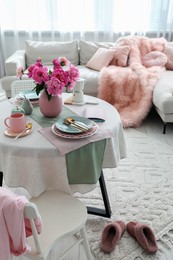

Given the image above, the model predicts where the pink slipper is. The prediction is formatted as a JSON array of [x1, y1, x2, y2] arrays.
[[127, 222, 158, 254], [101, 220, 125, 253]]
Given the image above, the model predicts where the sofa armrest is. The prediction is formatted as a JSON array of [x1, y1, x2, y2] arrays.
[[5, 50, 26, 76]]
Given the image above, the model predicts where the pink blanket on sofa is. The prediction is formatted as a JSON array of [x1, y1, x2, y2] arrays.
[[98, 36, 166, 128]]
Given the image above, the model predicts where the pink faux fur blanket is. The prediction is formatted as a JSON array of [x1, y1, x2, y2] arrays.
[[98, 36, 166, 128]]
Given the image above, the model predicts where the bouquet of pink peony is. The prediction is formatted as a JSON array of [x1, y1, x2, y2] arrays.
[[18, 57, 79, 101]]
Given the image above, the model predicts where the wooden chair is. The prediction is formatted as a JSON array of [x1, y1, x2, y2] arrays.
[[22, 190, 93, 260]]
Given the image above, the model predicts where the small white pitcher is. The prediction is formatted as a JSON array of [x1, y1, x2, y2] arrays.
[[72, 78, 85, 104]]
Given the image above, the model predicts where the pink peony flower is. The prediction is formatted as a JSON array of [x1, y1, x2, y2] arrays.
[[51, 68, 68, 86], [36, 57, 42, 62], [22, 56, 79, 100], [69, 64, 80, 80], [46, 76, 65, 96], [32, 66, 49, 85], [53, 59, 61, 69], [16, 66, 24, 79], [59, 57, 70, 66], [27, 64, 36, 78]]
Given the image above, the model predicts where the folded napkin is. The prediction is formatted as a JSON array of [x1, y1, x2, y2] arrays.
[[9, 98, 21, 106], [39, 126, 113, 155], [84, 107, 106, 122]]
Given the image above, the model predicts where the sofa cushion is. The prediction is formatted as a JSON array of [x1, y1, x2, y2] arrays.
[[25, 40, 79, 67], [86, 48, 115, 71], [142, 51, 167, 67], [163, 43, 173, 70], [79, 40, 115, 65], [77, 65, 99, 96], [109, 45, 130, 67]]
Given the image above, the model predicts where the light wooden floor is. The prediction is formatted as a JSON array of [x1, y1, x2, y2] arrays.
[[133, 106, 173, 147]]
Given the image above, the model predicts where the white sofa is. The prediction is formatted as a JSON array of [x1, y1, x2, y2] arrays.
[[2, 39, 173, 133], [153, 70, 173, 133], [152, 41, 173, 133], [1, 40, 116, 98]]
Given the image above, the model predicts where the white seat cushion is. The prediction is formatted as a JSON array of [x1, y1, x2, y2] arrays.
[[153, 70, 173, 114], [77, 65, 99, 96]]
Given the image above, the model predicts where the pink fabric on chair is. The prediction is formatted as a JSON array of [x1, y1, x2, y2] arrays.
[[0, 187, 42, 260]]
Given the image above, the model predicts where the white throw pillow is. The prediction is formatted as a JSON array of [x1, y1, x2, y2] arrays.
[[79, 40, 115, 65], [25, 40, 79, 66], [86, 48, 115, 71]]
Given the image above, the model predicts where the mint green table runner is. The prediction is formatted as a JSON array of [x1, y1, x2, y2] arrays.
[[66, 140, 105, 184], [30, 106, 106, 185], [30, 105, 76, 127]]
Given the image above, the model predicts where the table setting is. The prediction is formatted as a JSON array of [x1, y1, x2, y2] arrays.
[[7, 76, 112, 156], [0, 57, 127, 203]]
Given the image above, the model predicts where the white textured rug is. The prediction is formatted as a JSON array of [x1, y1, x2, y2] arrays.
[[76, 129, 173, 260]]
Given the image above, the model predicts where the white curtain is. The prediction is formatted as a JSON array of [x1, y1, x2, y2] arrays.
[[0, 27, 5, 78], [0, 0, 173, 77]]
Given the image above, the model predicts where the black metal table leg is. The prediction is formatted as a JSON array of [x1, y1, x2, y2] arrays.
[[163, 123, 167, 134], [0, 168, 111, 217], [87, 170, 111, 218], [0, 171, 3, 186]]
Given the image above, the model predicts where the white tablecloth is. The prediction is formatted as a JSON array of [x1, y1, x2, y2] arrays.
[[0, 94, 127, 197]]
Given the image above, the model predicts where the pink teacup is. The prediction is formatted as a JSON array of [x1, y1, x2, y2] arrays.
[[4, 113, 26, 133]]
